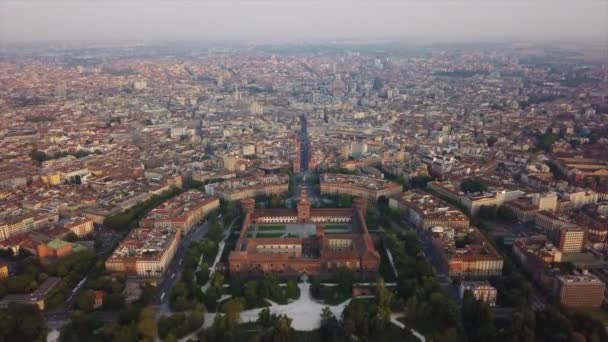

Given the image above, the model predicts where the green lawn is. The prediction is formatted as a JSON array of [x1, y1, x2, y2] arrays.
[[324, 224, 351, 234], [325, 230, 351, 234], [218, 297, 271, 312], [256, 232, 285, 238], [313, 285, 353, 305], [258, 225, 286, 231], [325, 224, 350, 230]]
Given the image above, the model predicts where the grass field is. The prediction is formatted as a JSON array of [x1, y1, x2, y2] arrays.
[[325, 224, 350, 230], [324, 224, 351, 234], [257, 225, 286, 231], [256, 232, 286, 238], [325, 230, 351, 234]]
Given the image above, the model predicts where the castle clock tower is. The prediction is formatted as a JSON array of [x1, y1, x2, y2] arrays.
[[297, 188, 311, 223]]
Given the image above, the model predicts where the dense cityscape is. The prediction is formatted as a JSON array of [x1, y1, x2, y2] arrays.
[[0, 17, 607, 342]]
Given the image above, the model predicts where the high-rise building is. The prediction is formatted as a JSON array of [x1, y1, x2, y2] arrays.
[[293, 138, 301, 173], [223, 155, 237, 171], [532, 193, 558, 211], [133, 80, 147, 90], [250, 100, 264, 115], [557, 228, 586, 253], [54, 83, 68, 98], [233, 84, 241, 101]]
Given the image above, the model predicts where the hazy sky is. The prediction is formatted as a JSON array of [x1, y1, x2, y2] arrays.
[[0, 0, 607, 43]]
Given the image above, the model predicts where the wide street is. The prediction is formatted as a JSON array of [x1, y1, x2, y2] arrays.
[[155, 219, 211, 307]]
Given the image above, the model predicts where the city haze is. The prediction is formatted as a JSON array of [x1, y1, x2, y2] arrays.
[[1, 0, 607, 43]]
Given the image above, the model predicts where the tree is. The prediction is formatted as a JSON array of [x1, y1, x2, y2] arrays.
[[285, 280, 299, 300], [0, 304, 46, 342], [244, 280, 258, 306], [337, 194, 352, 208], [497, 206, 517, 223], [223, 298, 244, 328], [138, 285, 156, 306], [320, 307, 341, 342], [478, 205, 498, 219], [569, 311, 608, 342], [535, 308, 573, 341], [64, 232, 79, 242], [207, 221, 224, 242], [103, 293, 125, 310], [335, 267, 356, 294], [535, 132, 559, 152], [409, 176, 434, 189], [271, 315, 293, 342], [203, 285, 221, 311], [374, 278, 393, 328], [137, 306, 157, 341], [29, 149, 47, 164], [342, 299, 371, 338], [260, 274, 281, 302], [77, 289, 96, 312], [112, 324, 138, 342], [462, 290, 496, 342], [59, 311, 103, 342], [189, 305, 205, 331], [487, 136, 499, 147], [158, 315, 174, 339], [257, 308, 272, 328], [212, 273, 224, 289], [196, 266, 210, 286], [460, 178, 487, 193]]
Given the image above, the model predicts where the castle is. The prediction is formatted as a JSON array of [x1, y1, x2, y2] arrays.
[[228, 189, 380, 278]]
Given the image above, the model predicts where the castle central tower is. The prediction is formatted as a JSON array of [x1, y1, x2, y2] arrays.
[[297, 187, 311, 223]]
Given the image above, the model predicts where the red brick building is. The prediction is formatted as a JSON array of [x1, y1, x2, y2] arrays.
[[554, 272, 605, 309], [228, 189, 380, 278]]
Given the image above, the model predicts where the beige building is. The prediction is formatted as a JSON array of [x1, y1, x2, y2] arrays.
[[205, 174, 289, 201], [389, 190, 469, 232], [560, 190, 598, 210], [223, 155, 237, 171], [320, 173, 402, 201], [558, 228, 586, 253], [428, 181, 522, 216], [0, 212, 59, 241], [105, 228, 180, 278], [532, 193, 558, 211], [139, 190, 219, 234], [62, 217, 94, 237]]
